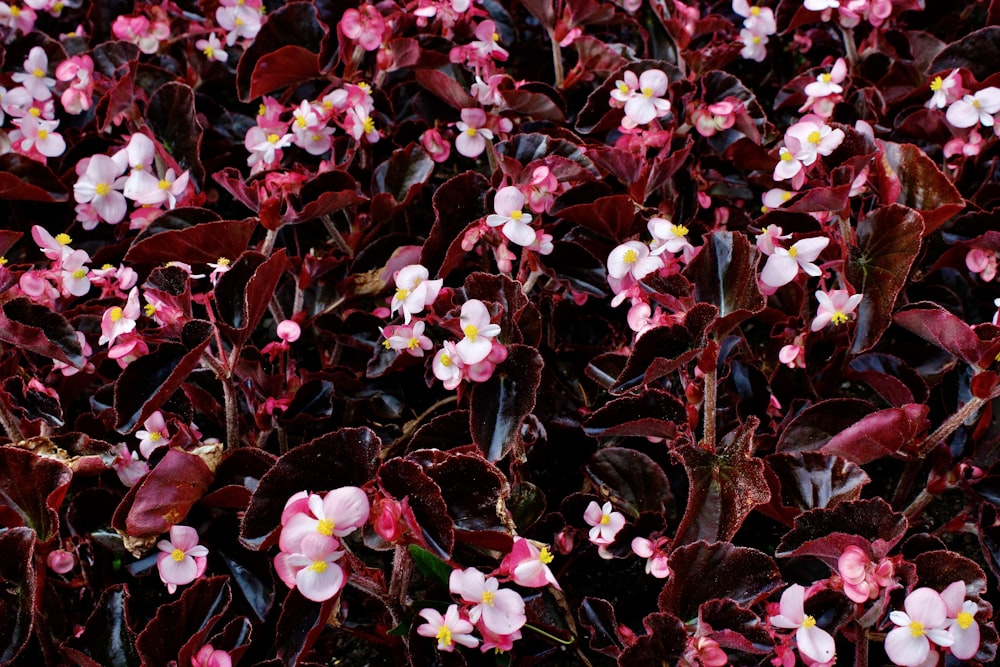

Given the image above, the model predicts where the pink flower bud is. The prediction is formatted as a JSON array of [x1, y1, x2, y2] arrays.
[[47, 549, 76, 574], [276, 319, 301, 343]]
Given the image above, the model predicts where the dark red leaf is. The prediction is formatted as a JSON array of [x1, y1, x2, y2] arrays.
[[275, 589, 338, 667], [0, 446, 71, 542], [236, 2, 327, 102], [122, 448, 214, 537], [877, 143, 963, 234], [249, 45, 321, 102], [147, 82, 205, 186], [894, 306, 985, 365], [673, 418, 771, 546], [372, 144, 434, 205], [0, 297, 84, 368], [820, 404, 929, 464], [420, 171, 490, 277], [241, 427, 381, 550], [378, 457, 455, 558], [658, 541, 782, 621], [555, 194, 639, 242], [213, 250, 288, 348], [775, 399, 878, 454], [125, 218, 257, 266], [584, 447, 672, 517], [113, 320, 214, 432], [0, 527, 35, 665], [617, 612, 687, 666], [930, 26, 1000, 82], [413, 69, 475, 109], [469, 344, 543, 461], [135, 576, 231, 667], [683, 231, 765, 335], [283, 170, 367, 225], [776, 498, 907, 563], [0, 154, 69, 202], [762, 452, 869, 526], [697, 599, 773, 656], [583, 388, 687, 439], [564, 36, 628, 89], [846, 353, 928, 406], [496, 133, 597, 173], [611, 321, 709, 393], [63, 585, 139, 667], [500, 85, 566, 121], [577, 597, 626, 658]]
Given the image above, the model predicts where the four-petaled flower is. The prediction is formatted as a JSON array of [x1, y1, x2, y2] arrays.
[[811, 289, 863, 331], [884, 587, 955, 666], [769, 584, 836, 665], [456, 299, 502, 365], [416, 604, 479, 652], [156, 525, 209, 594], [449, 567, 527, 635], [486, 186, 535, 247], [583, 501, 625, 546]]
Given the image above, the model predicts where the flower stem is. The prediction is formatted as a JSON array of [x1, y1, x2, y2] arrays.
[[388, 544, 412, 612], [222, 373, 240, 448], [703, 365, 717, 453], [321, 214, 353, 256], [854, 627, 868, 667], [841, 27, 859, 70], [550, 33, 564, 88], [260, 228, 278, 256]]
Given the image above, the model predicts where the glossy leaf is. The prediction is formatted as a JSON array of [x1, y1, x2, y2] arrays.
[[113, 320, 213, 432], [408, 544, 452, 589], [235, 2, 326, 102], [683, 231, 765, 335], [611, 312, 714, 393], [372, 144, 434, 205], [582, 388, 687, 439], [658, 541, 782, 621], [775, 399, 877, 454], [930, 26, 1000, 83], [0, 297, 84, 368], [0, 528, 34, 665], [877, 144, 962, 234], [583, 447, 672, 516], [122, 448, 214, 537], [819, 404, 929, 464], [468, 344, 543, 461], [135, 576, 231, 667], [125, 218, 257, 267], [378, 457, 455, 558], [578, 597, 627, 658], [147, 82, 205, 185], [63, 585, 139, 667], [213, 251, 288, 348], [0, 154, 69, 202], [673, 418, 770, 546], [0, 446, 72, 542], [420, 171, 489, 277], [847, 204, 924, 354], [763, 452, 870, 525], [240, 427, 380, 550], [617, 612, 687, 666], [776, 498, 907, 562], [414, 68, 474, 109], [555, 194, 638, 242], [893, 306, 985, 365]]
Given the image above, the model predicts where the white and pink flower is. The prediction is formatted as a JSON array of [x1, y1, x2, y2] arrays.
[[279, 487, 371, 554], [274, 533, 346, 602], [811, 289, 863, 331], [416, 604, 479, 652], [449, 567, 527, 635], [156, 525, 209, 594], [769, 584, 836, 665], [884, 587, 955, 666], [486, 186, 535, 247], [583, 501, 625, 546], [456, 299, 501, 365]]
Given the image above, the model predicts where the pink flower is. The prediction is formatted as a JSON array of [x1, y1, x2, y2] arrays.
[[940, 581, 981, 660], [631, 536, 671, 578], [421, 128, 451, 163], [648, 218, 693, 256], [344, 104, 379, 143], [739, 28, 769, 62], [836, 545, 894, 602], [47, 548, 76, 574], [390, 264, 442, 324], [946, 88, 1000, 128], [136, 410, 169, 458], [112, 14, 170, 54], [759, 236, 829, 288], [386, 320, 434, 357], [195, 34, 229, 63], [455, 108, 493, 158], [449, 567, 527, 635], [433, 340, 465, 389], [927, 69, 962, 110], [55, 54, 95, 115], [885, 588, 955, 666], [779, 340, 806, 369], [372, 496, 405, 543], [733, 0, 776, 34], [192, 644, 232, 667], [966, 248, 998, 281], [583, 501, 625, 546], [74, 154, 128, 224], [811, 289, 863, 331], [157, 525, 209, 594], [773, 146, 805, 184], [112, 444, 148, 487], [416, 604, 479, 652], [99, 287, 141, 347], [692, 99, 739, 136], [486, 186, 535, 247], [608, 241, 663, 281], [501, 537, 560, 589], [279, 487, 371, 554], [525, 166, 559, 214], [786, 118, 845, 166], [622, 69, 671, 128], [804, 59, 847, 98], [59, 249, 91, 297], [277, 320, 301, 343], [687, 636, 728, 667], [476, 619, 521, 653], [245, 126, 293, 172], [456, 299, 502, 365], [340, 4, 385, 51], [274, 533, 346, 602], [468, 20, 508, 63], [15, 114, 65, 157], [769, 584, 836, 664], [216, 2, 262, 46], [12, 46, 55, 101]]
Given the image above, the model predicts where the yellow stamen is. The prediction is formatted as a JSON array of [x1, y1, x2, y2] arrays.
[[37, 129, 48, 140], [802, 615, 817, 629], [788, 246, 798, 258], [641, 86, 654, 98], [407, 337, 420, 350], [752, 36, 761, 44], [317, 518, 335, 536], [308, 559, 327, 573], [382, 339, 392, 350], [362, 116, 375, 134], [807, 130, 822, 144], [0, 257, 7, 266], [465, 127, 478, 136], [144, 304, 157, 317], [600, 514, 610, 525], [101, 263, 114, 270], [831, 311, 848, 326], [71, 268, 86, 279], [780, 151, 793, 162], [622, 248, 638, 264], [463, 324, 479, 341], [296, 116, 307, 128], [482, 590, 495, 605], [750, 5, 760, 15], [258, 103, 267, 116], [55, 233, 72, 245], [492, 32, 500, 42], [819, 73, 832, 83], [973, 99, 982, 109], [267, 133, 280, 143], [617, 82, 630, 94], [28, 107, 40, 117], [235, 17, 244, 27], [170, 548, 186, 562], [957, 611, 974, 630], [436, 625, 452, 646], [395, 288, 409, 301], [203, 46, 215, 58], [510, 210, 522, 220], [215, 257, 230, 266], [95, 183, 111, 197], [109, 307, 123, 322], [781, 192, 792, 201], [32, 68, 44, 78], [539, 546, 554, 564], [10, 5, 20, 16], [671, 224, 689, 236], [909, 620, 925, 638], [930, 76, 943, 92], [158, 179, 171, 190], [440, 353, 452, 367], [149, 431, 162, 442]]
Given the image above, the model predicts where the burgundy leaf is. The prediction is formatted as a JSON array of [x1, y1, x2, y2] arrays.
[[659, 541, 782, 621], [683, 231, 765, 335], [0, 154, 69, 202], [611, 320, 709, 393], [125, 218, 257, 266], [762, 452, 870, 525], [582, 388, 687, 439], [617, 612, 687, 666], [847, 204, 924, 354], [0, 527, 34, 665], [413, 69, 475, 109], [820, 404, 929, 464], [775, 399, 878, 454], [930, 26, 1000, 83], [673, 418, 770, 546], [420, 171, 490, 277], [113, 320, 214, 432], [0, 297, 84, 368], [147, 82, 205, 185], [469, 344, 543, 461], [241, 427, 380, 550], [776, 498, 907, 563], [213, 250, 288, 348], [235, 2, 326, 102], [583, 447, 672, 516], [846, 353, 928, 406], [274, 590, 339, 667], [577, 597, 626, 658], [378, 457, 455, 558], [0, 446, 71, 542], [556, 194, 639, 242], [62, 585, 139, 667], [135, 576, 231, 667], [894, 306, 985, 365], [121, 448, 214, 537], [500, 85, 566, 121], [877, 143, 963, 234], [372, 144, 434, 205], [697, 599, 773, 656]]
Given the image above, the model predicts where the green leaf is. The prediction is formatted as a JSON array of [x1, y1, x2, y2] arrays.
[[408, 544, 452, 588]]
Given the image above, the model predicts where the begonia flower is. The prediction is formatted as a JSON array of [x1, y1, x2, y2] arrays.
[[136, 410, 169, 458], [99, 287, 141, 346], [279, 486, 371, 553], [58, 249, 91, 297], [449, 567, 527, 635], [196, 33, 229, 63], [733, 0, 777, 34], [15, 115, 64, 157], [926, 69, 962, 109], [804, 59, 847, 98], [456, 299, 502, 365], [47, 548, 76, 574], [156, 525, 209, 594], [940, 580, 981, 660], [885, 587, 954, 666], [391, 264, 442, 324], [12, 46, 54, 100], [631, 536, 671, 578], [192, 644, 232, 667], [759, 236, 829, 288], [74, 154, 128, 224], [769, 584, 836, 665], [416, 604, 479, 652], [608, 241, 663, 281], [340, 4, 386, 51], [433, 341, 465, 389], [648, 218, 693, 256], [946, 88, 1000, 128], [786, 118, 845, 166], [501, 537, 560, 589], [584, 501, 625, 546], [773, 146, 805, 183], [811, 289, 863, 331], [217, 0, 262, 45], [421, 128, 451, 163], [966, 248, 998, 282], [274, 533, 346, 602], [386, 320, 434, 357], [486, 186, 535, 246], [112, 444, 148, 487], [455, 108, 493, 158], [621, 69, 671, 127], [739, 28, 768, 62]]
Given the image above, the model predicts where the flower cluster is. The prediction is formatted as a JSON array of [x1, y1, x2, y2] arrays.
[[609, 68, 672, 130], [733, 0, 777, 62]]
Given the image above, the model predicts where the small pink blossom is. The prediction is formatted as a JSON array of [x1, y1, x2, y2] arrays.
[[456, 299, 502, 365], [946, 88, 1000, 128], [12, 46, 55, 101], [74, 154, 128, 224], [58, 249, 91, 297], [631, 536, 671, 578], [804, 59, 847, 98], [779, 337, 806, 369], [157, 525, 209, 594], [927, 69, 962, 110], [769, 584, 836, 665], [648, 218, 693, 257], [584, 501, 625, 546], [14, 114, 65, 157], [940, 581, 981, 661], [836, 545, 894, 603], [136, 410, 169, 458], [55, 54, 95, 115], [486, 186, 535, 246], [885, 588, 955, 666], [277, 320, 301, 343], [274, 533, 345, 602], [421, 128, 451, 163], [340, 4, 386, 51], [391, 264, 442, 324], [739, 28, 769, 62], [112, 444, 148, 487], [344, 104, 379, 143], [692, 99, 739, 136], [622, 69, 671, 128], [47, 548, 76, 574], [416, 604, 479, 652], [773, 146, 805, 184], [733, 0, 777, 34], [501, 537, 560, 589], [196, 34, 229, 63], [99, 287, 141, 347], [455, 108, 493, 158], [762, 189, 795, 211], [524, 166, 558, 214], [607, 241, 663, 281], [386, 320, 434, 357], [759, 236, 829, 289], [686, 636, 728, 667], [433, 340, 465, 389], [786, 118, 845, 166], [966, 248, 998, 282], [811, 289, 863, 331], [449, 567, 527, 635], [112, 14, 170, 54], [216, 2, 262, 46], [279, 487, 370, 554], [192, 644, 232, 667]]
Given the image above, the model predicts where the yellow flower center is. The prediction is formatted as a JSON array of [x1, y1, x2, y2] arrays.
[[510, 210, 522, 220], [308, 559, 327, 573], [109, 307, 124, 322], [957, 611, 975, 630], [71, 268, 87, 279], [407, 337, 420, 350], [37, 129, 48, 140], [53, 1, 62, 10], [780, 150, 793, 161], [930, 76, 943, 92], [55, 233, 72, 245], [215, 257, 231, 266], [203, 46, 215, 58], [973, 99, 982, 109], [820, 73, 832, 83], [395, 288, 409, 301], [641, 86, 654, 98], [258, 103, 267, 116], [622, 248, 638, 264], [539, 546, 554, 564], [311, 133, 322, 141], [382, 339, 392, 350], [671, 224, 689, 236], [362, 116, 376, 134], [752, 36, 761, 44], [158, 179, 171, 190], [750, 5, 760, 15], [150, 431, 163, 443], [32, 68, 44, 78], [808, 130, 822, 144], [171, 548, 186, 562], [440, 353, 452, 367], [482, 590, 495, 606], [358, 82, 372, 93], [317, 518, 335, 536], [436, 625, 452, 646], [909, 620, 925, 638], [95, 183, 111, 197], [28, 107, 40, 117], [463, 324, 479, 341], [781, 192, 792, 201], [617, 82, 630, 94], [296, 116, 307, 128], [802, 615, 817, 629], [788, 246, 798, 258], [465, 127, 478, 136], [144, 304, 157, 317], [0, 257, 7, 266], [267, 133, 280, 143], [235, 17, 244, 27], [831, 311, 849, 326], [492, 32, 500, 42], [600, 514, 610, 525], [10, 5, 20, 16]]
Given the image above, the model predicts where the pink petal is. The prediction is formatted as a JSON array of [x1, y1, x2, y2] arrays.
[[946, 100, 980, 128], [777, 584, 805, 624], [169, 525, 200, 552], [760, 253, 799, 288], [905, 588, 948, 628], [797, 624, 836, 663], [322, 486, 371, 536], [480, 588, 526, 635], [502, 218, 537, 246], [493, 186, 525, 217], [158, 552, 198, 587], [885, 626, 930, 666], [295, 561, 345, 602]]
